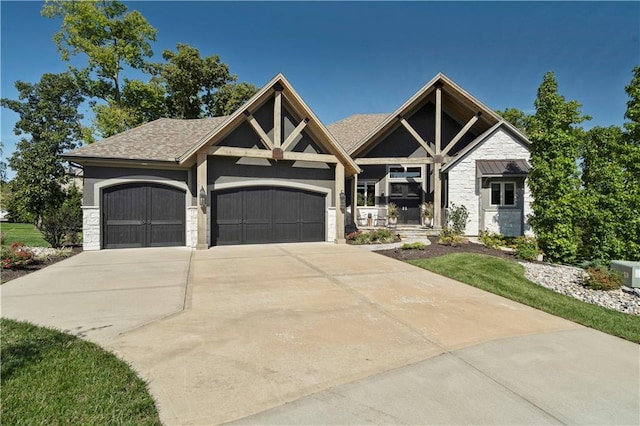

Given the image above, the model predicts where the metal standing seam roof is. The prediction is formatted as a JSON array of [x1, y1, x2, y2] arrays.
[[476, 159, 531, 176], [64, 116, 229, 162]]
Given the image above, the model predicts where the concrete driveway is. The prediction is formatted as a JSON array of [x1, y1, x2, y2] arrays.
[[1, 243, 639, 425]]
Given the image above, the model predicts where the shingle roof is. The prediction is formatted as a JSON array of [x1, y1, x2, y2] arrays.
[[327, 114, 389, 153], [65, 117, 229, 162]]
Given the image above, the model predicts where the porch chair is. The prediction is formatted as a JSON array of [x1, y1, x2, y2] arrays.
[[375, 208, 387, 227]]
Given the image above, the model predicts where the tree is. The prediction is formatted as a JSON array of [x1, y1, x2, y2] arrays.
[[207, 82, 258, 116], [579, 126, 628, 262], [42, 0, 156, 106], [527, 72, 589, 263], [496, 107, 531, 135], [619, 66, 640, 259], [0, 72, 84, 226], [42, 0, 157, 139], [153, 43, 257, 118]]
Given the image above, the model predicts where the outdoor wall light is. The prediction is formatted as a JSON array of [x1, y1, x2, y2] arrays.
[[199, 186, 207, 207], [339, 190, 346, 210]]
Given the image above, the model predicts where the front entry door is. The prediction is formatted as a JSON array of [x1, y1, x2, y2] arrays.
[[389, 183, 421, 224]]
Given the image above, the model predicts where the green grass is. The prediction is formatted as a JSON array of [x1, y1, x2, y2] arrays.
[[1, 319, 161, 425], [408, 253, 640, 344], [1, 222, 49, 247]]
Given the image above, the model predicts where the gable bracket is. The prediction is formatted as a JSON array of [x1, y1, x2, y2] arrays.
[[441, 112, 482, 156], [398, 116, 436, 157], [281, 118, 310, 151], [244, 110, 274, 150]]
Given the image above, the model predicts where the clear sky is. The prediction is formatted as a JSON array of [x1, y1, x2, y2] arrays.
[[1, 1, 639, 179]]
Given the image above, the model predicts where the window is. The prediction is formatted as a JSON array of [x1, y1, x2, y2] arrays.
[[357, 182, 376, 206], [490, 182, 516, 206], [389, 165, 422, 179]]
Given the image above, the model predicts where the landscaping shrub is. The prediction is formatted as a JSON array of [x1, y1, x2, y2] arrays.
[[401, 241, 426, 250], [514, 236, 541, 261], [446, 203, 469, 235], [1, 242, 34, 269], [438, 227, 465, 246], [351, 229, 398, 245], [583, 267, 623, 291], [479, 230, 506, 249], [41, 211, 67, 249]]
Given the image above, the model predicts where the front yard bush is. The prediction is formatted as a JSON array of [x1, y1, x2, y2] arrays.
[[479, 230, 506, 249], [514, 236, 541, 261], [446, 203, 469, 235], [438, 227, 466, 246], [401, 241, 426, 250], [583, 267, 623, 291], [1, 242, 34, 269], [349, 229, 398, 244]]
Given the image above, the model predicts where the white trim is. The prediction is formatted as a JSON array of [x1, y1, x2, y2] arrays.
[[490, 181, 517, 207]]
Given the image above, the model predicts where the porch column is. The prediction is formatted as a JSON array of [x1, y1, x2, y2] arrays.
[[433, 83, 443, 230], [351, 173, 358, 225], [196, 152, 208, 250], [335, 163, 345, 243]]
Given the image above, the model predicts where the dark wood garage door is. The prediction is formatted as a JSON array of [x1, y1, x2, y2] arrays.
[[102, 183, 185, 249], [212, 187, 325, 245]]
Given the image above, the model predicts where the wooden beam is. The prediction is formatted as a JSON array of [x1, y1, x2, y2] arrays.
[[435, 84, 442, 154], [433, 84, 443, 231], [355, 157, 433, 165], [441, 112, 481, 156], [196, 152, 208, 250], [209, 145, 338, 163], [245, 112, 274, 150], [352, 174, 358, 223], [273, 90, 282, 147], [281, 118, 309, 151], [399, 118, 436, 157], [335, 163, 345, 243]]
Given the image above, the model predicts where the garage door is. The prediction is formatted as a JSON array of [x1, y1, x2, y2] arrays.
[[102, 183, 185, 249], [212, 187, 325, 245]]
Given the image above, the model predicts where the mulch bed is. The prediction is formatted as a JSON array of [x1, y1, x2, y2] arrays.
[[376, 237, 516, 261], [1, 247, 83, 284]]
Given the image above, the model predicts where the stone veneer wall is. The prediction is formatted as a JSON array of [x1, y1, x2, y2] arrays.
[[186, 206, 198, 248], [82, 206, 100, 250], [327, 207, 336, 242], [447, 128, 532, 236]]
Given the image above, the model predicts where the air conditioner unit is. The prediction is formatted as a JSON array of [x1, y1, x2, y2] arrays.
[[610, 261, 640, 288]]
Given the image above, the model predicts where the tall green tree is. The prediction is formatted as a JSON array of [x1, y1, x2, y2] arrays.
[[619, 66, 640, 259], [579, 126, 628, 262], [0, 72, 84, 225], [207, 81, 258, 116], [496, 107, 531, 135], [42, 0, 157, 139], [527, 72, 589, 263], [153, 43, 257, 118]]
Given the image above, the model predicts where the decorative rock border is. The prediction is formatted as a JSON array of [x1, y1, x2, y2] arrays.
[[519, 261, 640, 316]]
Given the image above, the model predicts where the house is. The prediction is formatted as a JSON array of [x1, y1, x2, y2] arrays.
[[64, 73, 532, 251]]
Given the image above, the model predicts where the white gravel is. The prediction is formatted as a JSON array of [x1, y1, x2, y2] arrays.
[[519, 261, 640, 316]]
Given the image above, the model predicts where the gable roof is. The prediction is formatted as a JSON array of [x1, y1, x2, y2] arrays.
[[65, 117, 228, 162], [327, 114, 389, 153], [349, 72, 510, 157], [177, 73, 360, 175]]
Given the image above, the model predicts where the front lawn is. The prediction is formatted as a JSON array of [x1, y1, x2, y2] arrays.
[[409, 253, 640, 344], [1, 222, 49, 247], [0, 319, 161, 425]]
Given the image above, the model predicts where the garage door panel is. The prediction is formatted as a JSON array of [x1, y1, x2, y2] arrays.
[[213, 186, 325, 245], [103, 183, 185, 249]]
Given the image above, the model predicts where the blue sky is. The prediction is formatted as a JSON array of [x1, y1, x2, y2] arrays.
[[2, 1, 639, 179]]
